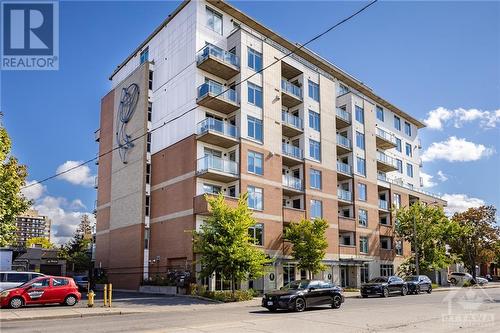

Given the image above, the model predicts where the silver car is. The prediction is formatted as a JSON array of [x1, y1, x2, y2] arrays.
[[0, 271, 45, 291], [448, 272, 488, 286]]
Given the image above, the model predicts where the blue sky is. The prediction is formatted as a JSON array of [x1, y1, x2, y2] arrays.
[[1, 0, 499, 243]]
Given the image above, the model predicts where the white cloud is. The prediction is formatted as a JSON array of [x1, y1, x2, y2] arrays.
[[442, 193, 485, 216], [69, 199, 86, 210], [423, 107, 500, 130], [421, 136, 495, 162], [437, 170, 448, 182], [420, 172, 437, 188], [21, 180, 46, 201], [56, 160, 95, 187]]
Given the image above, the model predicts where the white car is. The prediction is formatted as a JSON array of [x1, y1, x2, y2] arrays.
[[0, 271, 45, 291], [448, 272, 488, 286]]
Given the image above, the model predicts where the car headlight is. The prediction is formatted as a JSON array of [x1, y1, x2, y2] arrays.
[[0, 291, 10, 298]]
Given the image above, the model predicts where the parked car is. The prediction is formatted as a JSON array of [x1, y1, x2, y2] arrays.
[[0, 271, 45, 291], [0, 276, 81, 309], [262, 280, 344, 312], [360, 276, 408, 298], [448, 272, 488, 286], [73, 275, 88, 291], [404, 275, 432, 294]]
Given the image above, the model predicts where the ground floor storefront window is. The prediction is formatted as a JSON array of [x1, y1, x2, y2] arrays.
[[360, 264, 369, 284], [380, 264, 394, 277]]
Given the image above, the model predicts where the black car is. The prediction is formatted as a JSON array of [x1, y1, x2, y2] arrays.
[[262, 280, 344, 312], [360, 276, 407, 298], [404, 275, 432, 294], [73, 275, 88, 291]]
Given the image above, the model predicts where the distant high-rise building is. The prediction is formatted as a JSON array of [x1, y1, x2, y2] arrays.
[[15, 210, 51, 247]]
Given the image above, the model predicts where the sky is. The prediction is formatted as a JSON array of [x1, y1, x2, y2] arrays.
[[1, 0, 499, 244]]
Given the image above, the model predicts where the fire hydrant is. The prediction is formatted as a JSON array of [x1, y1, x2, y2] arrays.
[[87, 290, 95, 308]]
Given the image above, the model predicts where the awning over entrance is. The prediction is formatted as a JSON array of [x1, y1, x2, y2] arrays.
[[338, 258, 373, 267]]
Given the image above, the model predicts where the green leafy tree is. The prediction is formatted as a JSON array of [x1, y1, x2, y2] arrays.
[[448, 206, 499, 280], [60, 215, 93, 273], [394, 201, 453, 276], [0, 127, 31, 247], [193, 193, 271, 294], [26, 237, 54, 249], [284, 218, 329, 279]]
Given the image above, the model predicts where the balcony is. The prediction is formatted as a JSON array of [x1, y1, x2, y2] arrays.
[[376, 151, 398, 172], [196, 155, 239, 182], [282, 175, 303, 196], [336, 134, 352, 154], [338, 216, 356, 232], [336, 161, 352, 180], [380, 248, 395, 261], [282, 143, 303, 166], [193, 194, 239, 215], [375, 127, 397, 149], [337, 188, 353, 203], [196, 44, 240, 80], [379, 224, 394, 237], [281, 111, 303, 137], [335, 108, 351, 129], [339, 245, 357, 256], [283, 207, 306, 223], [196, 118, 239, 148], [378, 199, 389, 211], [94, 176, 98, 189], [196, 81, 239, 114], [281, 79, 302, 108]]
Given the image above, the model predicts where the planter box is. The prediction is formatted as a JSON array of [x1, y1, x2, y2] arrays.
[[139, 285, 178, 295]]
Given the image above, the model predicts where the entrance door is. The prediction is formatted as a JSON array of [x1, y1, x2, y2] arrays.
[[340, 266, 349, 288]]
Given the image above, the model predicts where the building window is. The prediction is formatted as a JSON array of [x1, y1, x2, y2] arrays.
[[358, 183, 367, 201], [393, 193, 401, 209], [203, 183, 222, 194], [248, 223, 264, 246], [146, 133, 152, 153], [310, 169, 322, 189], [361, 264, 369, 283], [309, 139, 321, 161], [356, 157, 366, 176], [140, 47, 149, 64], [376, 106, 384, 121], [380, 215, 389, 225], [308, 80, 320, 102], [337, 83, 349, 96], [149, 70, 153, 90], [380, 264, 394, 277], [145, 195, 150, 217], [247, 82, 263, 108], [147, 102, 152, 122], [359, 237, 368, 253], [248, 151, 263, 175], [356, 131, 365, 150], [395, 240, 403, 255], [206, 7, 223, 34], [396, 159, 403, 173], [380, 237, 392, 250], [146, 163, 151, 185], [358, 209, 368, 227], [228, 185, 236, 198], [405, 143, 412, 157], [248, 186, 263, 210], [394, 116, 401, 131], [404, 121, 412, 136], [247, 116, 263, 142], [395, 138, 402, 153], [310, 200, 323, 219], [283, 264, 296, 284], [308, 110, 320, 131], [355, 106, 364, 124], [406, 163, 414, 178], [247, 47, 262, 71]]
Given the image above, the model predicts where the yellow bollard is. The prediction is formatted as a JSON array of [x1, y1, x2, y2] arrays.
[[87, 290, 95, 308], [103, 284, 108, 307], [108, 283, 112, 308]]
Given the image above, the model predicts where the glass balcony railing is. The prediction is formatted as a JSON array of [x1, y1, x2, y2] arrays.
[[336, 161, 352, 175], [376, 127, 396, 144], [197, 44, 239, 68], [377, 172, 387, 182], [197, 155, 238, 176], [336, 134, 352, 149], [282, 175, 303, 191], [281, 111, 303, 130], [197, 118, 238, 139], [282, 143, 303, 160], [197, 80, 237, 104], [281, 79, 302, 99], [376, 151, 397, 167], [379, 199, 389, 210], [337, 188, 352, 201], [336, 108, 351, 123]]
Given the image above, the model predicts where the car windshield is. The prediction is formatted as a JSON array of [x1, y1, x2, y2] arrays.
[[17, 278, 38, 288], [282, 280, 309, 290], [368, 277, 388, 283], [405, 276, 419, 282]]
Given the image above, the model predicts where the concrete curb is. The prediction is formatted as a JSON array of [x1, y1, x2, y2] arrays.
[[0, 310, 139, 322]]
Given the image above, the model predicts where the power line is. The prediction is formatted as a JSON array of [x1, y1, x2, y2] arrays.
[[22, 0, 378, 190]]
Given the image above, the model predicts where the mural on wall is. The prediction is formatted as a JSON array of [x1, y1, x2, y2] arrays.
[[116, 83, 140, 163]]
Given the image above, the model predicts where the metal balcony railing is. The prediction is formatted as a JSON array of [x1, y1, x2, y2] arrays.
[[282, 143, 303, 160], [197, 155, 238, 176], [337, 188, 352, 201], [336, 108, 351, 123], [377, 151, 397, 167], [197, 118, 238, 139], [282, 175, 303, 191], [197, 80, 237, 103], [281, 111, 303, 130], [197, 44, 239, 68], [281, 79, 302, 99], [379, 199, 389, 210], [336, 161, 352, 175], [336, 134, 352, 149], [376, 127, 397, 145]]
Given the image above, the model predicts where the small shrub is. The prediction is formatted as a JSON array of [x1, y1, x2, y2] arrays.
[[343, 288, 359, 292], [190, 285, 254, 302], [431, 283, 440, 289]]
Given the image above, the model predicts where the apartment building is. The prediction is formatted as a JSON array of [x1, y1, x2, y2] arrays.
[[15, 210, 51, 248], [94, 0, 446, 291]]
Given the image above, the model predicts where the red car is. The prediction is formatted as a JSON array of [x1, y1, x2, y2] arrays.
[[0, 276, 81, 309]]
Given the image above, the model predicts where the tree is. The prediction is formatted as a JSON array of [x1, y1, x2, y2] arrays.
[[394, 201, 453, 276], [193, 193, 271, 294], [0, 127, 31, 247], [61, 215, 93, 273], [26, 237, 54, 249], [284, 218, 329, 279], [448, 206, 500, 280]]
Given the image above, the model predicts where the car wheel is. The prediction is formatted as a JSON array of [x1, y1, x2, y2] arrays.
[[401, 286, 407, 296], [9, 297, 24, 309], [331, 295, 342, 309], [382, 288, 389, 298], [294, 297, 306, 312], [361, 294, 368, 298], [415, 286, 421, 295], [450, 278, 457, 285], [64, 295, 78, 306], [427, 286, 432, 294]]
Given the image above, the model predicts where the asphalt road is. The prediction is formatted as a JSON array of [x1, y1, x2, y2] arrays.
[[2, 288, 499, 333]]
